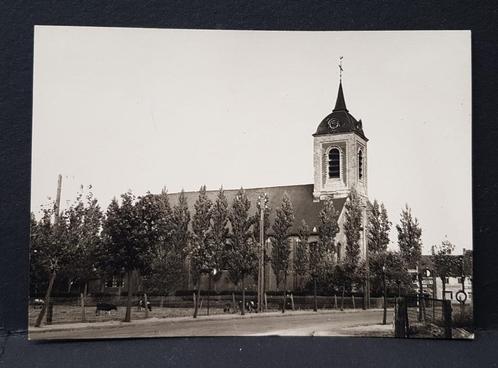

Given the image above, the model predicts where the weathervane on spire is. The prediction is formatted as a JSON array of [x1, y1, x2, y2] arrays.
[[339, 56, 344, 82]]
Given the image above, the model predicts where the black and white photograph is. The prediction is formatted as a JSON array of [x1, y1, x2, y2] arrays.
[[28, 27, 472, 340]]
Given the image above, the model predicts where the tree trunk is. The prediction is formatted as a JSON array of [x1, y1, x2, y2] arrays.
[[34, 270, 56, 327], [383, 278, 387, 325], [341, 285, 345, 311], [363, 278, 367, 310], [241, 278, 246, 316], [193, 292, 197, 318], [194, 279, 201, 318], [124, 271, 133, 322], [207, 273, 211, 316], [144, 293, 149, 319], [282, 274, 287, 313], [232, 291, 236, 313], [80, 282, 88, 323], [313, 276, 318, 312]]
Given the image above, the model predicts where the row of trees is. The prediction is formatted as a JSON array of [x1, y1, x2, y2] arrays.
[[31, 185, 315, 322], [31, 183, 470, 324]]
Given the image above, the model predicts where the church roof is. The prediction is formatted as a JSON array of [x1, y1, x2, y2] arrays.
[[166, 184, 346, 235], [313, 81, 368, 141]]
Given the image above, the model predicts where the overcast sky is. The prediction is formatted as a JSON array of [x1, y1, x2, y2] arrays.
[[32, 27, 471, 254]]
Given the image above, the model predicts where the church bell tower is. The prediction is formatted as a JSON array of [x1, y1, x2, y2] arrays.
[[312, 80, 368, 201]]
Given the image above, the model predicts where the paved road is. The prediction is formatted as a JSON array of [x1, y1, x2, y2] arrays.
[[30, 309, 393, 340]]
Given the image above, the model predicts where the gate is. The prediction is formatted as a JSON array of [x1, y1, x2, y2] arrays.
[[394, 296, 452, 338]]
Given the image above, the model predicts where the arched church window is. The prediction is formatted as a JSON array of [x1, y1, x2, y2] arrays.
[[358, 149, 364, 180], [328, 148, 341, 179]]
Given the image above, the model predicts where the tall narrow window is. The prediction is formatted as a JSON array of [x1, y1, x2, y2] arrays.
[[328, 148, 340, 179], [358, 149, 364, 180]]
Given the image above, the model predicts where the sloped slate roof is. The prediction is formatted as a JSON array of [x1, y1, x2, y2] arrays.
[[313, 82, 367, 140], [166, 184, 346, 235]]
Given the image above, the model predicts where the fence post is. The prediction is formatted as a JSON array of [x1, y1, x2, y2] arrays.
[[352, 295, 355, 309], [160, 296, 164, 308], [422, 295, 427, 322], [443, 299, 452, 339], [264, 292, 268, 312], [290, 293, 295, 311], [394, 297, 407, 338], [405, 297, 410, 337], [334, 294, 338, 309]]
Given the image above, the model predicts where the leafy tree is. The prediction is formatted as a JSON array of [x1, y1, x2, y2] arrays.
[[396, 204, 422, 268], [294, 220, 310, 290], [209, 186, 230, 278], [270, 193, 295, 312], [343, 188, 363, 291], [433, 239, 458, 300], [142, 189, 183, 295], [191, 186, 214, 276], [171, 189, 191, 289], [227, 188, 257, 315], [344, 188, 363, 269], [191, 186, 214, 317], [369, 251, 412, 296], [308, 240, 322, 312], [460, 249, 473, 288], [333, 264, 348, 310], [396, 204, 423, 302], [309, 196, 339, 311], [32, 205, 73, 327], [318, 197, 340, 259], [368, 200, 391, 254], [66, 188, 103, 322], [30, 214, 48, 296], [100, 192, 160, 322]]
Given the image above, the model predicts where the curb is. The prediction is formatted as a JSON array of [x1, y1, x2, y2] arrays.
[[29, 308, 389, 335]]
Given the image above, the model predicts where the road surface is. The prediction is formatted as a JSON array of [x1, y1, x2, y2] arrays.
[[30, 309, 393, 340]]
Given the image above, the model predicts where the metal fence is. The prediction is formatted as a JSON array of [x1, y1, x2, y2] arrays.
[[395, 296, 452, 339], [29, 293, 394, 326]]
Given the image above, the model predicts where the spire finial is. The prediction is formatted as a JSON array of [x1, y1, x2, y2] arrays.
[[339, 56, 344, 82]]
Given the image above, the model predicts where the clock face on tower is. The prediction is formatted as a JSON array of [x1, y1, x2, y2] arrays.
[[327, 117, 340, 130]]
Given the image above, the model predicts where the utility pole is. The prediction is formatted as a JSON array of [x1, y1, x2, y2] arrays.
[[259, 206, 264, 312], [362, 202, 370, 309], [257, 193, 267, 313], [54, 174, 62, 224]]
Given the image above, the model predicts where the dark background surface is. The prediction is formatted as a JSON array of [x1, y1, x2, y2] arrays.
[[1, 1, 497, 366]]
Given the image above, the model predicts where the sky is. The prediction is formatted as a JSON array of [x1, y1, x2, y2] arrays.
[[32, 27, 471, 255]]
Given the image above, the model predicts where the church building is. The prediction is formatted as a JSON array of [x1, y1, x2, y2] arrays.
[[96, 79, 371, 294], [167, 79, 370, 292]]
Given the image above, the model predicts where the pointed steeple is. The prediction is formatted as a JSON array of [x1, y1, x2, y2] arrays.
[[333, 81, 348, 112]]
